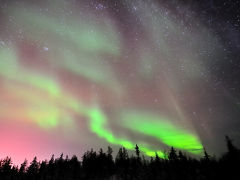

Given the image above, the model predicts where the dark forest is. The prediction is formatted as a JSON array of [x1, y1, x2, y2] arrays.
[[0, 136, 239, 180]]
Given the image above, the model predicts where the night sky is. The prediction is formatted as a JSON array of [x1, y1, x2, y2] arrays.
[[0, 0, 240, 164]]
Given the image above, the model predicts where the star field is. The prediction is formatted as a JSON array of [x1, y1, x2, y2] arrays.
[[0, 0, 240, 164]]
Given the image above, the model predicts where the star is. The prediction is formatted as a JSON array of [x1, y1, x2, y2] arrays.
[[43, 46, 49, 51]]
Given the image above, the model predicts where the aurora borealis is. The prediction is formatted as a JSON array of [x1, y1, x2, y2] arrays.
[[1, 0, 240, 164]]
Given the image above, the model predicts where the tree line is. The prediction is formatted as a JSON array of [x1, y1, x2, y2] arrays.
[[0, 136, 239, 180]]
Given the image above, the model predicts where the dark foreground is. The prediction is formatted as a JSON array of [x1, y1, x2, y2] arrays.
[[0, 136, 239, 180]]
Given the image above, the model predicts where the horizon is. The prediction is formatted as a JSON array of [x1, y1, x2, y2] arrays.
[[0, 0, 240, 166]]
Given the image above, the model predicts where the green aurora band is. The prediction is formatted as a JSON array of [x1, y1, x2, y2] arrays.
[[88, 107, 166, 158], [121, 112, 203, 154], [0, 47, 169, 157], [9, 6, 122, 93], [0, 0, 211, 161]]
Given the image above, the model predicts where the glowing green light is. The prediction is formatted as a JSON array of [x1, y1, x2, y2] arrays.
[[8, 6, 123, 93], [0, 47, 60, 97], [87, 107, 167, 157], [121, 111, 203, 154], [10, 7, 120, 55]]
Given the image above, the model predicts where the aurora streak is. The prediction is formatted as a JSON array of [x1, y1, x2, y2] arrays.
[[1, 0, 238, 164]]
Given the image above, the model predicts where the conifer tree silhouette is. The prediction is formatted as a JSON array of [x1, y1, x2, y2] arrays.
[[169, 147, 178, 161], [203, 148, 210, 162], [27, 157, 39, 179], [225, 136, 238, 154], [19, 159, 27, 174], [0, 137, 240, 180], [135, 144, 140, 160]]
